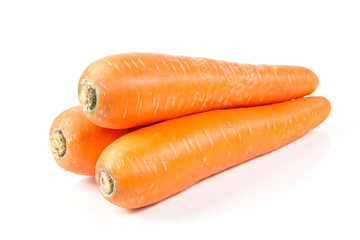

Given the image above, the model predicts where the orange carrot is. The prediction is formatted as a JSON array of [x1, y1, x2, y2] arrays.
[[49, 106, 135, 176], [78, 53, 319, 129], [95, 96, 330, 209]]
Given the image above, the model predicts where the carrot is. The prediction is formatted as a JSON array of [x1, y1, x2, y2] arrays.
[[78, 52, 319, 129], [49, 106, 135, 176], [95, 96, 330, 209]]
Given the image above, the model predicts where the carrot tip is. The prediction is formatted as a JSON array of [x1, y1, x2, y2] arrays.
[[79, 78, 97, 113], [49, 129, 66, 158], [97, 169, 115, 197]]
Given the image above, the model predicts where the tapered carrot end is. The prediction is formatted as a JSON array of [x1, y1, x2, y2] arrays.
[[301, 67, 319, 95], [49, 130, 66, 158], [322, 96, 331, 118], [78, 78, 97, 113], [97, 169, 115, 197]]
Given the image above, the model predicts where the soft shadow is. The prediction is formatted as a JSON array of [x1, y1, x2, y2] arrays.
[[70, 176, 123, 216], [76, 176, 97, 188], [129, 131, 330, 221]]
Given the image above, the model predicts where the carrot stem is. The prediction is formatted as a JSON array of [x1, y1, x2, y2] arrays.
[[98, 169, 115, 197], [79, 78, 97, 113], [49, 130, 66, 158]]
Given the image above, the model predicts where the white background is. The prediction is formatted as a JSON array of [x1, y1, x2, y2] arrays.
[[1, 0, 359, 239]]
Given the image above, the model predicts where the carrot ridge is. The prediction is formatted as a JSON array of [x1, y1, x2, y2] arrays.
[[96, 96, 330, 208], [78, 53, 319, 129]]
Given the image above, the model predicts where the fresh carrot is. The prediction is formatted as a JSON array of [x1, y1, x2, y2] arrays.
[[78, 52, 319, 129], [49, 106, 135, 176], [95, 96, 330, 209]]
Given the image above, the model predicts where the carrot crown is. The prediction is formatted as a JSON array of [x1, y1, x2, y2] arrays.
[[79, 78, 97, 113], [97, 169, 115, 197], [49, 129, 66, 158]]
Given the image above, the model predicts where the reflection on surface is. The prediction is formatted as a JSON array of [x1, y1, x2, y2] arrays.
[[71, 131, 330, 218], [132, 131, 330, 220]]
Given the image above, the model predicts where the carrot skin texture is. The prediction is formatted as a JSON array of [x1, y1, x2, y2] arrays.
[[49, 106, 134, 176], [78, 53, 319, 129], [96, 97, 330, 209]]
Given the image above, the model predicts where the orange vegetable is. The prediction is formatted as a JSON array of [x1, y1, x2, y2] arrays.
[[49, 106, 134, 176], [78, 52, 319, 129], [96, 96, 330, 209]]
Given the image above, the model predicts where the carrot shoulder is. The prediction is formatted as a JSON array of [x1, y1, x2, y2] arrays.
[[49, 106, 134, 176], [78, 52, 319, 129], [95, 96, 330, 209]]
